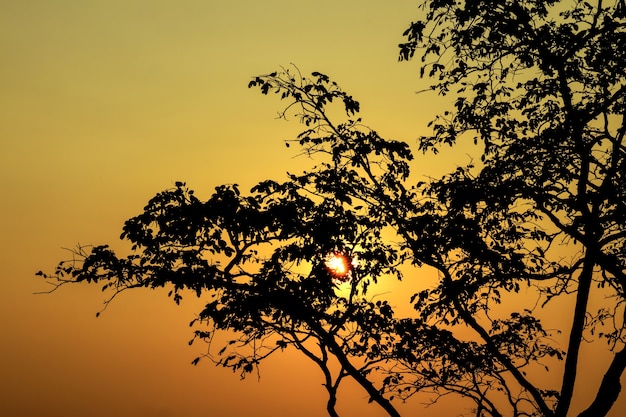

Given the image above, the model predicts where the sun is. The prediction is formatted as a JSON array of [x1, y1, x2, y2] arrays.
[[324, 252, 355, 283]]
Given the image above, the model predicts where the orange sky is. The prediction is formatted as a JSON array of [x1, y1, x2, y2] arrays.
[[1, 1, 625, 416]]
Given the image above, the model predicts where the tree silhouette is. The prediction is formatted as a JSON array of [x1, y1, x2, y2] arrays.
[[39, 2, 626, 416]]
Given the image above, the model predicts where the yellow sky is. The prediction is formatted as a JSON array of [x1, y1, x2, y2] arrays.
[[0, 1, 430, 416], [2, 1, 625, 416]]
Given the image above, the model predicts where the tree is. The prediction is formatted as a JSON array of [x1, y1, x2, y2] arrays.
[[38, 1, 626, 416]]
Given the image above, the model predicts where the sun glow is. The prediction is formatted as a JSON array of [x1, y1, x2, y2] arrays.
[[324, 252, 356, 283]]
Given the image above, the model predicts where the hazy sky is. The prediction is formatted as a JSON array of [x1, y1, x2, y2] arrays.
[[2, 1, 624, 417]]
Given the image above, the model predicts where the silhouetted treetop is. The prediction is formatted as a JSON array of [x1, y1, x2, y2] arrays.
[[39, 2, 625, 417]]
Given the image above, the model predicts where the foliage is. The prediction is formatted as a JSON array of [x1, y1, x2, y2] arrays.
[[39, 1, 626, 416]]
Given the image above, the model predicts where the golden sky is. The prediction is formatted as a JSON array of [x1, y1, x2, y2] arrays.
[[2, 1, 625, 416]]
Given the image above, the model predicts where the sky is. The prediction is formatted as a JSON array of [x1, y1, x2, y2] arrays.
[[1, 1, 624, 417]]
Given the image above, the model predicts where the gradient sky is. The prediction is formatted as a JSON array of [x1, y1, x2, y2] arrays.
[[1, 1, 625, 416]]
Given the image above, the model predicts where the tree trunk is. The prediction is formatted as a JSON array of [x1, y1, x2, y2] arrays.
[[577, 347, 626, 417]]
